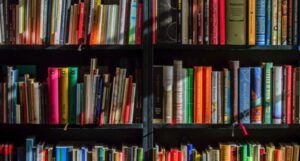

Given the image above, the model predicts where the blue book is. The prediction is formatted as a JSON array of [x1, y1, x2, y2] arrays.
[[82, 147, 88, 161], [265, 0, 272, 45], [129, 0, 137, 44], [98, 147, 105, 161], [211, 72, 218, 124], [256, 0, 266, 45], [12, 69, 18, 124], [61, 147, 67, 161], [96, 79, 103, 124], [223, 69, 231, 124], [26, 138, 35, 161], [187, 144, 193, 161], [59, 0, 66, 45], [56, 147, 61, 161], [251, 67, 262, 124], [272, 67, 282, 124], [239, 67, 250, 124]]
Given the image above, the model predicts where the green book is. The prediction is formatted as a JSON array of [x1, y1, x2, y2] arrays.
[[68, 67, 78, 124], [187, 68, 194, 123], [263, 63, 273, 124], [242, 144, 248, 161], [248, 144, 253, 161], [137, 147, 143, 161], [98, 147, 105, 161], [226, 0, 246, 45]]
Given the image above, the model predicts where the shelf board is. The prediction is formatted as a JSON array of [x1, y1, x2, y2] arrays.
[[154, 44, 298, 51], [0, 45, 142, 51], [153, 124, 300, 129]]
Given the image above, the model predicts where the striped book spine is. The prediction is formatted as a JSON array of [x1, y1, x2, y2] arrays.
[[211, 71, 218, 124], [251, 67, 262, 124], [223, 69, 231, 124], [256, 0, 266, 45], [239, 67, 250, 124], [272, 66, 282, 124], [174, 60, 183, 123], [263, 63, 273, 124]]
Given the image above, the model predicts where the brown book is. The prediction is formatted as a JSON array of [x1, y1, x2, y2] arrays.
[[36, 0, 41, 44], [31, 0, 37, 44], [217, 71, 223, 124], [192, 0, 198, 44], [100, 4, 108, 44], [197, 0, 204, 44], [281, 0, 288, 45], [287, 0, 293, 44], [229, 61, 239, 123]]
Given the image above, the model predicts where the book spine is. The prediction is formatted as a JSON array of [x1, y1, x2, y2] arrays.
[[163, 66, 173, 124], [271, 0, 278, 45], [285, 66, 292, 124], [223, 69, 231, 124], [59, 68, 69, 124], [295, 68, 300, 124], [204, 0, 209, 44], [136, 3, 142, 45], [239, 67, 250, 124], [194, 67, 203, 124], [281, 0, 288, 45], [129, 0, 137, 44], [174, 61, 183, 123], [152, 0, 157, 44], [248, 0, 256, 45], [203, 67, 212, 124], [217, 71, 223, 124], [266, 0, 272, 45], [153, 67, 163, 123], [282, 66, 287, 124], [197, 0, 203, 44], [219, 0, 225, 45], [272, 66, 282, 124], [211, 72, 218, 124], [293, 0, 298, 45], [263, 63, 273, 124], [68, 67, 78, 124], [251, 67, 262, 124], [48, 68, 59, 124], [187, 68, 194, 123], [182, 0, 189, 44], [192, 0, 198, 44], [188, 0, 193, 44], [78, 2, 85, 44], [209, 0, 218, 45], [229, 61, 239, 123], [288, 0, 293, 44], [278, 0, 282, 45], [182, 69, 187, 123]]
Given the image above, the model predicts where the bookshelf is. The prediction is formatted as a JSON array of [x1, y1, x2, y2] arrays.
[[1, 0, 300, 160]]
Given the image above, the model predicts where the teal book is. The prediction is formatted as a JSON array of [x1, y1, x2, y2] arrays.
[[186, 68, 194, 123], [128, 0, 137, 44], [239, 67, 250, 124], [98, 147, 105, 161], [223, 69, 231, 124], [262, 63, 273, 124], [68, 67, 78, 124]]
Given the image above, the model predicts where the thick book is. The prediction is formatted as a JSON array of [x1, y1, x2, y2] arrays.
[[250, 67, 262, 124], [226, 0, 246, 45], [229, 61, 239, 123], [59, 68, 69, 124], [68, 67, 78, 124], [219, 0, 225, 45], [48, 68, 59, 124], [174, 60, 183, 123], [203, 67, 212, 124], [163, 66, 173, 123], [272, 66, 282, 124], [194, 66, 203, 124], [262, 62, 273, 124], [256, 0, 266, 45], [209, 0, 218, 45], [284, 65, 293, 124], [153, 66, 163, 123], [157, 0, 177, 43], [239, 67, 250, 124], [248, 0, 256, 45], [186, 68, 194, 123]]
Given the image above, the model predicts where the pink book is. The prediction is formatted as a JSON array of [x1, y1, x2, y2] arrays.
[[219, 0, 226, 45], [48, 68, 59, 124], [124, 76, 133, 124]]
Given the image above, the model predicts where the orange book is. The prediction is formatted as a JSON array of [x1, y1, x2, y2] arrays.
[[275, 149, 282, 161], [203, 67, 212, 123], [194, 66, 203, 124], [248, 0, 256, 45], [31, 0, 37, 44], [36, 0, 41, 44]]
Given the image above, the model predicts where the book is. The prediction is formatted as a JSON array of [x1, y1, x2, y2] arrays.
[[219, 0, 226, 45], [163, 66, 173, 123], [223, 68, 231, 124], [194, 66, 203, 123], [203, 67, 212, 124], [272, 66, 283, 124], [68, 67, 78, 124], [59, 68, 69, 124], [48, 68, 59, 124], [229, 61, 239, 123], [271, 0, 278, 45], [239, 67, 250, 124], [209, 0, 218, 45], [153, 66, 163, 123], [251, 67, 262, 124], [262, 62, 273, 124], [248, 0, 256, 45]]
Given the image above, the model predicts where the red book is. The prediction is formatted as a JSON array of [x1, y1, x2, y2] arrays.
[[42, 149, 48, 161], [260, 148, 266, 161], [286, 65, 293, 124], [124, 76, 133, 124], [203, 67, 212, 123], [274, 149, 282, 161], [219, 0, 225, 45], [158, 152, 163, 161], [230, 146, 236, 161], [48, 68, 59, 124], [22, 82, 28, 124], [152, 0, 157, 44], [166, 151, 171, 161], [171, 150, 178, 161], [209, 0, 219, 45], [0, 145, 3, 156], [78, 2, 85, 44], [177, 151, 182, 161], [8, 145, 13, 160], [136, 3, 143, 45], [197, 0, 204, 45]]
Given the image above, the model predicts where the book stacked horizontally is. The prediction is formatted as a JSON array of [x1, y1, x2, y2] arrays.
[[0, 0, 142, 45], [153, 143, 299, 161], [154, 60, 299, 124], [0, 58, 143, 125], [153, 0, 299, 45]]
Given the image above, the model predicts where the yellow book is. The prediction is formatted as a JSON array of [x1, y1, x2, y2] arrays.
[[220, 144, 231, 161], [59, 68, 69, 124], [195, 153, 201, 161], [248, 0, 256, 45], [272, 0, 278, 45]]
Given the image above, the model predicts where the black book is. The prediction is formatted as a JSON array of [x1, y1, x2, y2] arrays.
[[153, 66, 163, 123]]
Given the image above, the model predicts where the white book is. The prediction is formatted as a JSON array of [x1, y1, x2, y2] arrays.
[[111, 5, 119, 44], [182, 69, 187, 123], [163, 66, 173, 124], [33, 82, 40, 124], [88, 0, 95, 38], [106, 5, 112, 44], [84, 74, 91, 124], [118, 0, 127, 44], [129, 83, 136, 124], [174, 60, 183, 123], [182, 0, 189, 44], [272, 66, 282, 124]]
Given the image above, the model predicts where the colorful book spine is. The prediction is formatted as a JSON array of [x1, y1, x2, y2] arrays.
[[219, 0, 225, 45], [271, 0, 278, 45], [203, 67, 212, 124], [256, 0, 266, 45], [212, 71, 218, 124], [59, 68, 69, 124], [248, 0, 256, 45], [263, 63, 273, 124], [281, 0, 288, 45], [194, 67, 203, 123], [129, 0, 137, 44], [239, 67, 250, 124], [48, 68, 59, 124], [26, 138, 34, 161], [229, 61, 239, 123], [68, 67, 78, 124], [266, 0, 272, 45], [285, 66, 292, 124], [272, 66, 282, 124], [223, 68, 231, 124], [209, 0, 219, 45], [186, 68, 194, 123], [250, 67, 262, 124]]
